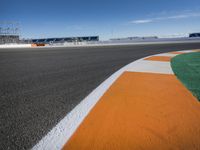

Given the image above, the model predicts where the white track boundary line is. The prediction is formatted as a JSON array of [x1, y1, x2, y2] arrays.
[[32, 49, 194, 150], [32, 57, 144, 150]]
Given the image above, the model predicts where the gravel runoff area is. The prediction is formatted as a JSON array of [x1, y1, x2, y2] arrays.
[[171, 51, 200, 101], [1, 42, 200, 150]]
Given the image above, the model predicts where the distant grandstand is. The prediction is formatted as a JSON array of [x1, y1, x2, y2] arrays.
[[31, 36, 99, 44], [0, 21, 99, 45], [0, 21, 20, 44], [189, 33, 200, 38], [110, 36, 158, 41]]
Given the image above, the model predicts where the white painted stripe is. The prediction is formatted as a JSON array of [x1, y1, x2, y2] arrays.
[[32, 58, 141, 150], [174, 50, 194, 53], [32, 50, 191, 150], [126, 60, 173, 74], [155, 53, 178, 57], [181, 50, 194, 53]]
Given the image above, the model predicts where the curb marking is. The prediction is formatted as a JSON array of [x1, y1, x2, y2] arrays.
[[64, 72, 200, 150], [32, 50, 197, 150], [126, 61, 173, 74], [169, 51, 185, 54], [144, 56, 172, 62]]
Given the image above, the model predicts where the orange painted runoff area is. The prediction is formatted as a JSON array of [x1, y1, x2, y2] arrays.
[[144, 56, 171, 62], [63, 72, 200, 150], [193, 49, 200, 52], [169, 51, 185, 54]]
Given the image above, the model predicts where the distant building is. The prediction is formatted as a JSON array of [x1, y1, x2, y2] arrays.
[[189, 33, 200, 38], [0, 35, 19, 44], [0, 21, 20, 44]]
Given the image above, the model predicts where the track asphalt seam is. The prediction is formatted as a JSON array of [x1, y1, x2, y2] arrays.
[[33, 49, 199, 150]]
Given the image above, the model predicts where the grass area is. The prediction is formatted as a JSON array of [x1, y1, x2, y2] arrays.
[[171, 52, 200, 101]]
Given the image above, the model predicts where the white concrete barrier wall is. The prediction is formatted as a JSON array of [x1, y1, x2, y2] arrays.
[[0, 44, 32, 48]]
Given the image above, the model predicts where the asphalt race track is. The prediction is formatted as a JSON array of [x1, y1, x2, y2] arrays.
[[1, 42, 200, 150]]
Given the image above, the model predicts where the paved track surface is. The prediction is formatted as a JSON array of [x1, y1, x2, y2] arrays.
[[1, 43, 200, 150]]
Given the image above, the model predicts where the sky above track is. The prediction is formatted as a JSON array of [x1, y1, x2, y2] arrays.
[[1, 0, 200, 40]]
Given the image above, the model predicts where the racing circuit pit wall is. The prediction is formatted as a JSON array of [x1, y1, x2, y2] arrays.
[[48, 37, 200, 47], [1, 37, 200, 48]]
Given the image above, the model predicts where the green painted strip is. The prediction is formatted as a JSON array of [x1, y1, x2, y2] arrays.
[[171, 52, 200, 101]]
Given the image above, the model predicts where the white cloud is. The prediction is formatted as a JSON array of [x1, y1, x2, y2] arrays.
[[130, 12, 200, 24], [131, 19, 153, 24], [167, 15, 188, 19]]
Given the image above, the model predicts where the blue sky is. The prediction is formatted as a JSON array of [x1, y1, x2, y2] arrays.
[[1, 0, 200, 40]]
